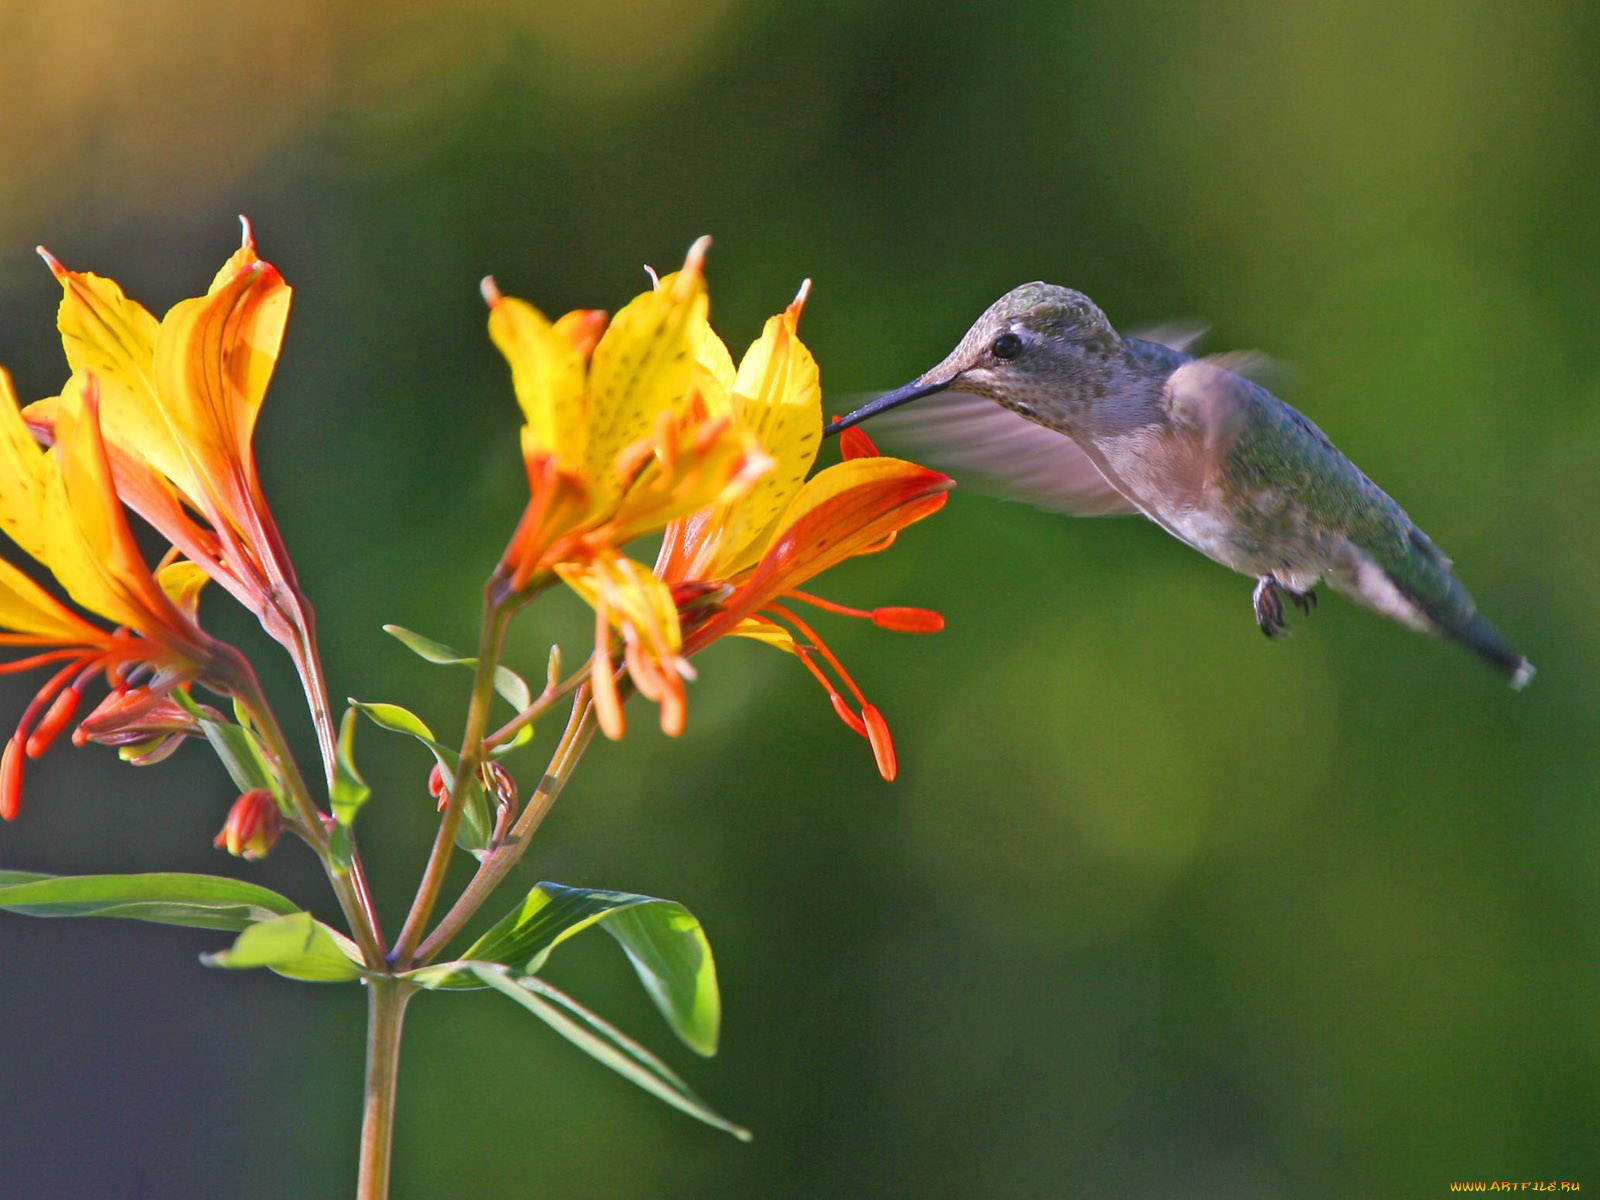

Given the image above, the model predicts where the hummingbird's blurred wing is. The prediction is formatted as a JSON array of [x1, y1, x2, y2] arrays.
[[1127, 320, 1209, 352], [850, 390, 1139, 516]]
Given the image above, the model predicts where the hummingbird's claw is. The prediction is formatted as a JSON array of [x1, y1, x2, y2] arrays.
[[1253, 577, 1317, 637], [1253, 576, 1287, 638]]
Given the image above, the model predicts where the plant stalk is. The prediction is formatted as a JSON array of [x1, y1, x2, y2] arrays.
[[414, 685, 598, 964], [390, 587, 515, 965], [356, 978, 415, 1200]]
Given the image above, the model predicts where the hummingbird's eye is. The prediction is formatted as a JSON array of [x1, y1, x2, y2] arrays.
[[991, 332, 1023, 360]]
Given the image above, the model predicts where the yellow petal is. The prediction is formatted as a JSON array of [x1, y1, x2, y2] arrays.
[[689, 310, 735, 419], [726, 617, 796, 652], [713, 295, 822, 574], [153, 252, 290, 519], [42, 254, 201, 503], [50, 379, 190, 643], [0, 555, 102, 645], [0, 370, 52, 564], [583, 240, 708, 501], [486, 289, 586, 469], [156, 560, 210, 623]]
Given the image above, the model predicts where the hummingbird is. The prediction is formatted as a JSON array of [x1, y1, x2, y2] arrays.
[[824, 283, 1534, 687]]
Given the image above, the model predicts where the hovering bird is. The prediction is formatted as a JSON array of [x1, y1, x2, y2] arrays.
[[825, 283, 1533, 687]]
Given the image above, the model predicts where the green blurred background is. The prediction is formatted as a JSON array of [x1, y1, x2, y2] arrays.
[[2, 1, 1596, 1195]]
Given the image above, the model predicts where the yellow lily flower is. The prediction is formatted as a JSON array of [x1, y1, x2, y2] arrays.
[[0, 368, 216, 818], [486, 237, 773, 598], [25, 222, 327, 755], [568, 282, 953, 772]]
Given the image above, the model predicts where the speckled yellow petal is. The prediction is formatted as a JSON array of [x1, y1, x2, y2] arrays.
[[713, 291, 822, 575], [487, 289, 586, 469], [583, 240, 708, 502], [689, 310, 735, 419]]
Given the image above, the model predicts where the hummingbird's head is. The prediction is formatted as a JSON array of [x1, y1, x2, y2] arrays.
[[825, 283, 1120, 435]]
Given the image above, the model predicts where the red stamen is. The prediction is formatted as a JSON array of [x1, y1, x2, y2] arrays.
[[871, 606, 944, 633], [0, 648, 87, 676], [766, 604, 869, 708], [26, 686, 81, 759], [785, 592, 942, 633], [862, 706, 897, 781], [827, 688, 869, 738], [0, 736, 21, 819]]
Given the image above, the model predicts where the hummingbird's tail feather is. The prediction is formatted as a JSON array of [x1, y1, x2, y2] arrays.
[[1331, 546, 1534, 688], [1379, 564, 1535, 690], [1435, 610, 1536, 690]]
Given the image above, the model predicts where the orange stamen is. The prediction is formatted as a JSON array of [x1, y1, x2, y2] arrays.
[[861, 705, 896, 781], [827, 688, 869, 738], [870, 606, 944, 633], [25, 686, 81, 759], [766, 603, 869, 708], [0, 736, 21, 820]]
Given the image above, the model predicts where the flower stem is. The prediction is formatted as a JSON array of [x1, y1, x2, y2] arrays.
[[356, 978, 415, 1200], [220, 648, 386, 968], [389, 586, 515, 966], [414, 684, 598, 965]]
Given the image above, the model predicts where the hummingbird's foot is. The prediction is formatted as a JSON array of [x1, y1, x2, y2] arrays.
[[1253, 577, 1317, 637], [1253, 576, 1287, 638], [1286, 585, 1317, 616]]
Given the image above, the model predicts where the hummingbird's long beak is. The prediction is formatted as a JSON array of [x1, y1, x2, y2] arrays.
[[822, 375, 955, 437]]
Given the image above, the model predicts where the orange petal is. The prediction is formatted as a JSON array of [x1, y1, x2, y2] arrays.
[[688, 458, 951, 650]]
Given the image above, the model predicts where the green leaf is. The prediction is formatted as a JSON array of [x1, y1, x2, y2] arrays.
[[327, 708, 372, 871], [0, 872, 300, 931], [468, 963, 750, 1141], [202, 911, 366, 981], [348, 698, 491, 852], [348, 698, 445, 748], [174, 691, 279, 800], [432, 882, 721, 1055], [383, 624, 533, 711]]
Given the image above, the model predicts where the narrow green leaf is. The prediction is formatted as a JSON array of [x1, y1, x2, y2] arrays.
[[348, 698, 442, 746], [327, 708, 372, 871], [470, 963, 750, 1141], [383, 624, 533, 711], [600, 903, 721, 1057], [457, 882, 720, 1055], [174, 690, 278, 799], [0, 870, 52, 887], [0, 872, 300, 931], [348, 698, 490, 852], [202, 911, 366, 981]]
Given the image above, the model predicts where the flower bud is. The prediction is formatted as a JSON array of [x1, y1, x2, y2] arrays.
[[214, 788, 281, 859]]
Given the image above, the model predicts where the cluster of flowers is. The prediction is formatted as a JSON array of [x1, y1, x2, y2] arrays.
[[0, 228, 950, 842]]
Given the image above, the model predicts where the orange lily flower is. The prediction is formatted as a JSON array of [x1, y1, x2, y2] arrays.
[[578, 281, 953, 774], [25, 222, 328, 760], [0, 368, 218, 818], [486, 236, 772, 599]]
